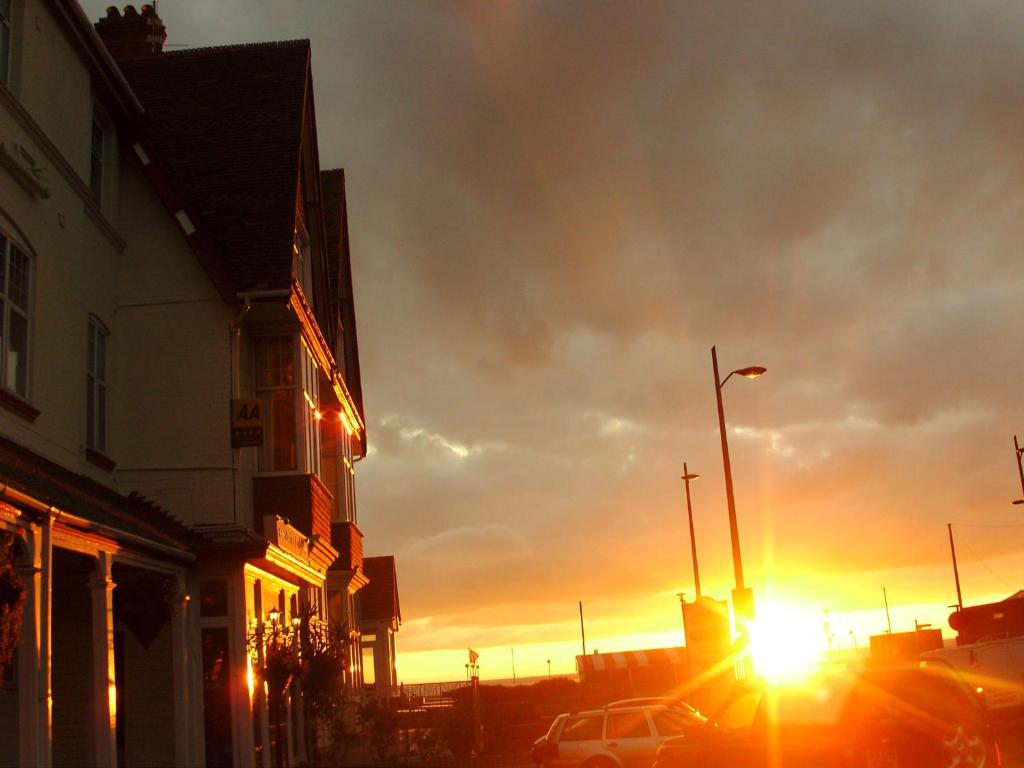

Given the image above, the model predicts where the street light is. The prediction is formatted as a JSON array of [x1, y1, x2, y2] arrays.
[[712, 346, 765, 592], [681, 463, 702, 600], [711, 345, 765, 677], [1013, 436, 1024, 505]]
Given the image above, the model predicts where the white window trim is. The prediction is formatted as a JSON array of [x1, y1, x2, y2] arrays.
[[0, 226, 33, 401], [253, 333, 323, 478]]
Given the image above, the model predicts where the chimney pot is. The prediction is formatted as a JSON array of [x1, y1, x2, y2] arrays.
[[95, 4, 166, 60]]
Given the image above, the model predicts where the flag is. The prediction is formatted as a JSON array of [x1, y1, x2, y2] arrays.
[[468, 648, 479, 664]]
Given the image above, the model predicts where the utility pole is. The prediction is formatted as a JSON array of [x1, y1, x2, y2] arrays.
[[883, 587, 893, 634], [948, 523, 963, 612], [579, 601, 587, 656], [681, 463, 702, 599], [712, 346, 745, 592], [1014, 436, 1024, 504]]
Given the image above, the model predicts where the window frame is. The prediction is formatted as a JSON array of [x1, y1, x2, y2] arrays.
[[253, 333, 323, 478], [86, 315, 109, 454], [89, 115, 104, 203], [0, 229, 32, 402], [0, 0, 13, 87]]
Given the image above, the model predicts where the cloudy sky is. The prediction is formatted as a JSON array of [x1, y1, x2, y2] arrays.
[[86, 0, 1024, 681]]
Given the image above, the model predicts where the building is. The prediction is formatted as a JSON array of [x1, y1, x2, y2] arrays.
[[0, 1, 210, 765], [92, 6, 370, 765], [868, 628, 944, 664], [358, 555, 401, 697], [0, 2, 378, 766], [949, 591, 1024, 645]]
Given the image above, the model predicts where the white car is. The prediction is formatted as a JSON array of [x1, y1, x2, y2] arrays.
[[532, 702, 706, 768]]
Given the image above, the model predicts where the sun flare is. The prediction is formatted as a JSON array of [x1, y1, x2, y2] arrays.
[[746, 599, 829, 684]]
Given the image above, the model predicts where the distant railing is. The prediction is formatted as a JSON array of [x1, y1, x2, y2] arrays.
[[377, 680, 468, 711]]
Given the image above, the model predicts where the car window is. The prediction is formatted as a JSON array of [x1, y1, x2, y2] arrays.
[[545, 715, 567, 740], [861, 671, 977, 719], [607, 711, 652, 739], [653, 710, 703, 736], [559, 715, 603, 742], [715, 690, 763, 730]]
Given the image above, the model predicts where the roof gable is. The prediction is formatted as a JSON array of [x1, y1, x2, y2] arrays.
[[321, 169, 366, 450], [360, 555, 401, 625], [117, 41, 311, 292]]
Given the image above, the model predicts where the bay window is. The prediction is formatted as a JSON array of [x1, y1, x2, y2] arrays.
[[254, 335, 321, 476]]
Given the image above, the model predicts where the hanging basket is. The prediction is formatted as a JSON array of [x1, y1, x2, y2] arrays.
[[263, 642, 299, 697], [0, 531, 26, 675]]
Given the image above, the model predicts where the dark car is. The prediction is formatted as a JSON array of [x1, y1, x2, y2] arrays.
[[654, 664, 1001, 768]]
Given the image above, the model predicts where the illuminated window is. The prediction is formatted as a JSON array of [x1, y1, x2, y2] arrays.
[[255, 336, 296, 471], [293, 226, 312, 299], [0, 232, 31, 398], [254, 335, 322, 477], [320, 409, 357, 522], [300, 340, 320, 477], [86, 317, 108, 452]]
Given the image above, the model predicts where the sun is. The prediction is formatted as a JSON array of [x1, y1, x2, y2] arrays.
[[745, 599, 829, 684]]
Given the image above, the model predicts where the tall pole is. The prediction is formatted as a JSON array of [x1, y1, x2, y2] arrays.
[[712, 346, 745, 591], [579, 601, 586, 656], [883, 587, 893, 634], [511, 647, 516, 684], [682, 462, 702, 600], [1014, 435, 1024, 500], [948, 523, 963, 612]]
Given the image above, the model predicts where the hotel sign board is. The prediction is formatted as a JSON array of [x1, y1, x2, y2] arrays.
[[231, 398, 263, 448]]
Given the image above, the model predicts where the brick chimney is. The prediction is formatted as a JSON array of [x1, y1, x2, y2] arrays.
[[94, 5, 166, 60]]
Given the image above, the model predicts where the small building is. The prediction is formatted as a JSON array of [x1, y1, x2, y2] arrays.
[[949, 591, 1024, 645], [576, 647, 689, 695], [869, 628, 944, 664], [358, 555, 402, 698]]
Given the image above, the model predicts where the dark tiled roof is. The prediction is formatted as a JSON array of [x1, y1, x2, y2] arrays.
[[118, 41, 310, 292], [0, 434, 196, 553], [360, 555, 401, 624], [321, 169, 366, 448]]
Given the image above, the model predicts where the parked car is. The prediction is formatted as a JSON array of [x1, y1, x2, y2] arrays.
[[532, 701, 706, 768], [606, 697, 704, 718], [922, 636, 1024, 713], [653, 664, 1001, 768]]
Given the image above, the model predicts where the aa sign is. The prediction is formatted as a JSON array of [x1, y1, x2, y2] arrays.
[[231, 398, 263, 447]]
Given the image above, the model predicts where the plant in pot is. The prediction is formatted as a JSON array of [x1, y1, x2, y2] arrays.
[[0, 531, 25, 677]]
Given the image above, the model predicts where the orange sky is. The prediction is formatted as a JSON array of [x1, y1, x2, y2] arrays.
[[80, 0, 1024, 685]]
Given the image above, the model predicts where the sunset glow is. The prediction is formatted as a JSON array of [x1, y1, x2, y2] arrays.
[[747, 598, 828, 684]]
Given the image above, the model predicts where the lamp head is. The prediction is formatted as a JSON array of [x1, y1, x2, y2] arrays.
[[681, 472, 700, 482], [735, 366, 767, 379], [1013, 499, 1024, 506], [268, 607, 280, 626]]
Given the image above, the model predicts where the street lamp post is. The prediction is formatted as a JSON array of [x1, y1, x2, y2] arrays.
[[711, 345, 766, 676], [681, 463, 702, 600], [1013, 436, 1024, 506]]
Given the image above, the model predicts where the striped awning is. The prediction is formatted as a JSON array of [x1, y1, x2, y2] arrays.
[[576, 646, 686, 673]]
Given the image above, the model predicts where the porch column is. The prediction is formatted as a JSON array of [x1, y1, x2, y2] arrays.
[[171, 574, 194, 767], [89, 552, 116, 768], [17, 520, 51, 767]]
